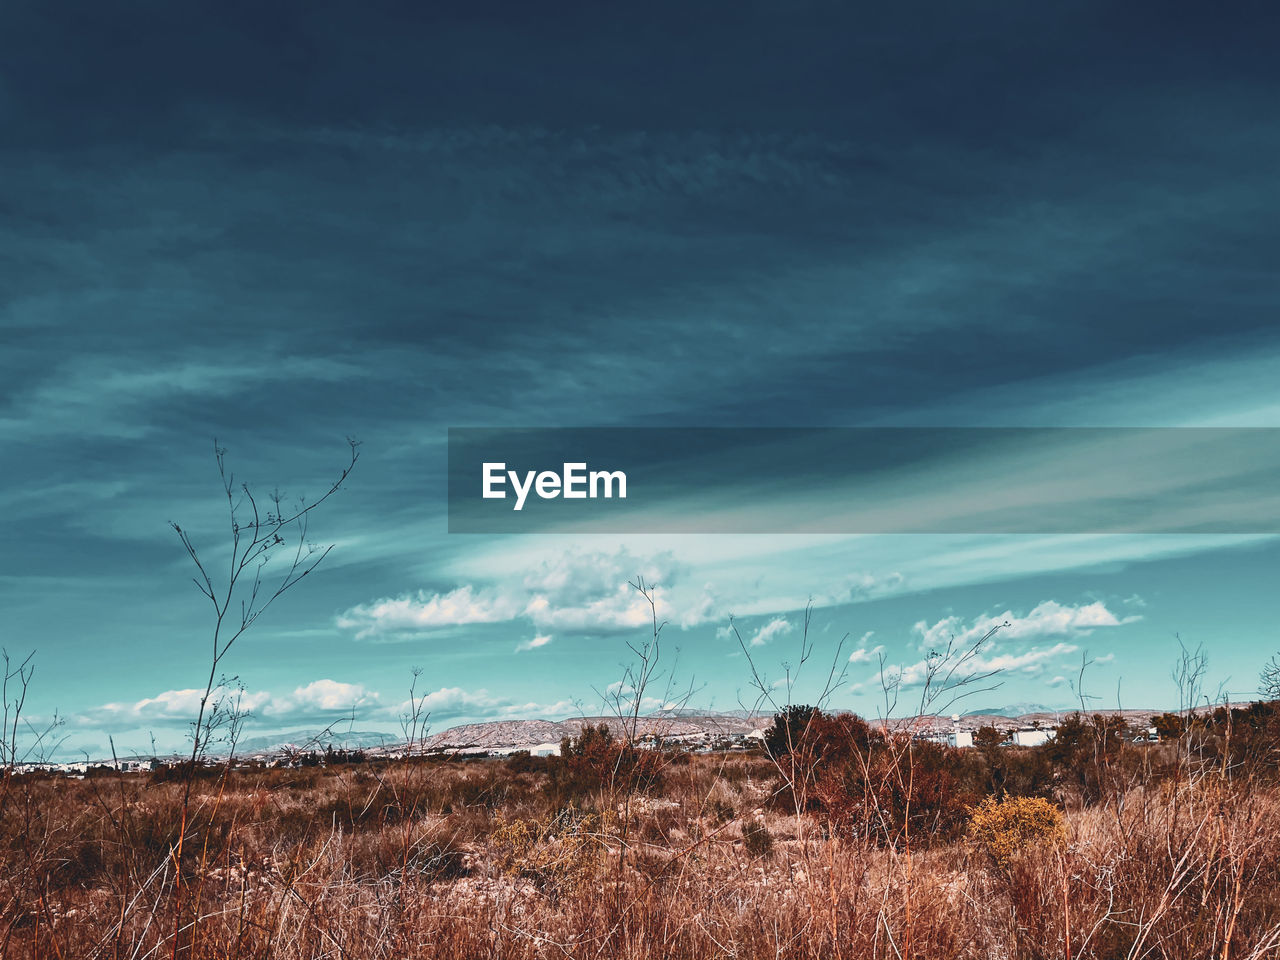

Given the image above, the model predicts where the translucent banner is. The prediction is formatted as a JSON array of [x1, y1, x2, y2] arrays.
[[447, 427, 1280, 534]]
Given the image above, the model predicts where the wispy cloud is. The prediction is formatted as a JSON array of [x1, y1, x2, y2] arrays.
[[0, 354, 364, 442], [515, 634, 553, 653]]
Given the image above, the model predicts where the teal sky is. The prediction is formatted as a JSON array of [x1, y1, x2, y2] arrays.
[[2, 2, 1278, 758]]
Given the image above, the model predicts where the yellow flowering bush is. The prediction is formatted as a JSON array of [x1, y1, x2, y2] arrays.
[[489, 808, 609, 897], [967, 795, 1065, 868]]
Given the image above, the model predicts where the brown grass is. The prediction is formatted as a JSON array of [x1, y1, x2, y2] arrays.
[[3, 744, 1280, 958]]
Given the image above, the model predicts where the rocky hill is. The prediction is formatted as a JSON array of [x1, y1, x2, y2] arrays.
[[421, 713, 766, 751]]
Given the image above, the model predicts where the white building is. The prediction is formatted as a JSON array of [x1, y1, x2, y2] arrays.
[[1012, 728, 1054, 747]]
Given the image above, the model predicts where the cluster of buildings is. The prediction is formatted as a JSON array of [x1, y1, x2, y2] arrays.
[[635, 729, 766, 753], [11, 758, 160, 776], [934, 716, 1162, 750], [943, 726, 1056, 749]]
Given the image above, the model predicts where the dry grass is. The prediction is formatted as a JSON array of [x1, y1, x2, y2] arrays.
[[3, 746, 1280, 958]]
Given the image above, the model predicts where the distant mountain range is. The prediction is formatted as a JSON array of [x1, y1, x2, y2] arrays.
[[963, 702, 1068, 719], [233, 729, 402, 754], [419, 713, 766, 751], [229, 714, 767, 758]]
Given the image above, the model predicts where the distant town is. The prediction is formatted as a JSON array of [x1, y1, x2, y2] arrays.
[[13, 705, 1201, 776]]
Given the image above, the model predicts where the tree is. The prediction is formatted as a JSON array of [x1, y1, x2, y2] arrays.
[[973, 725, 1009, 750], [764, 704, 820, 760], [2, 650, 65, 772], [2, 649, 66, 821], [1152, 712, 1186, 741], [167, 437, 359, 943], [548, 722, 664, 802], [1261, 653, 1280, 701], [170, 438, 360, 767]]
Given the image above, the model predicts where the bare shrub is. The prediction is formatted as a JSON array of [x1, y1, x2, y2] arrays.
[[741, 817, 773, 859]]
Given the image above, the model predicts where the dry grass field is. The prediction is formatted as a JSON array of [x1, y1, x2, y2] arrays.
[[4, 705, 1280, 960]]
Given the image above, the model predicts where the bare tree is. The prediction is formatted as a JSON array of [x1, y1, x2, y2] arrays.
[[596, 578, 697, 892], [400, 665, 433, 756], [598, 575, 696, 745], [1, 649, 65, 775], [1172, 636, 1209, 718], [1261, 653, 1280, 701], [166, 437, 360, 948], [732, 599, 850, 819], [877, 621, 1008, 725], [170, 437, 360, 772]]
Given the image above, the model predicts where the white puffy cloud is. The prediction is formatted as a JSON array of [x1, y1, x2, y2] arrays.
[[912, 599, 1138, 651], [849, 644, 885, 664], [523, 583, 661, 632], [967, 642, 1080, 675], [83, 679, 375, 727], [337, 547, 721, 640], [883, 641, 1080, 691], [336, 585, 523, 638], [389, 686, 579, 724], [598, 680, 675, 715], [278, 680, 373, 714], [676, 583, 721, 629], [873, 599, 1131, 697], [130, 688, 212, 718], [86, 678, 584, 739], [749, 616, 793, 648]]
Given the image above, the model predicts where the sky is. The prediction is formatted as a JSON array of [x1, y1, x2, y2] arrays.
[[2, 2, 1279, 759]]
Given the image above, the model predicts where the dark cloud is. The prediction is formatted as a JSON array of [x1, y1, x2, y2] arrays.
[[5, 3, 1276, 145]]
